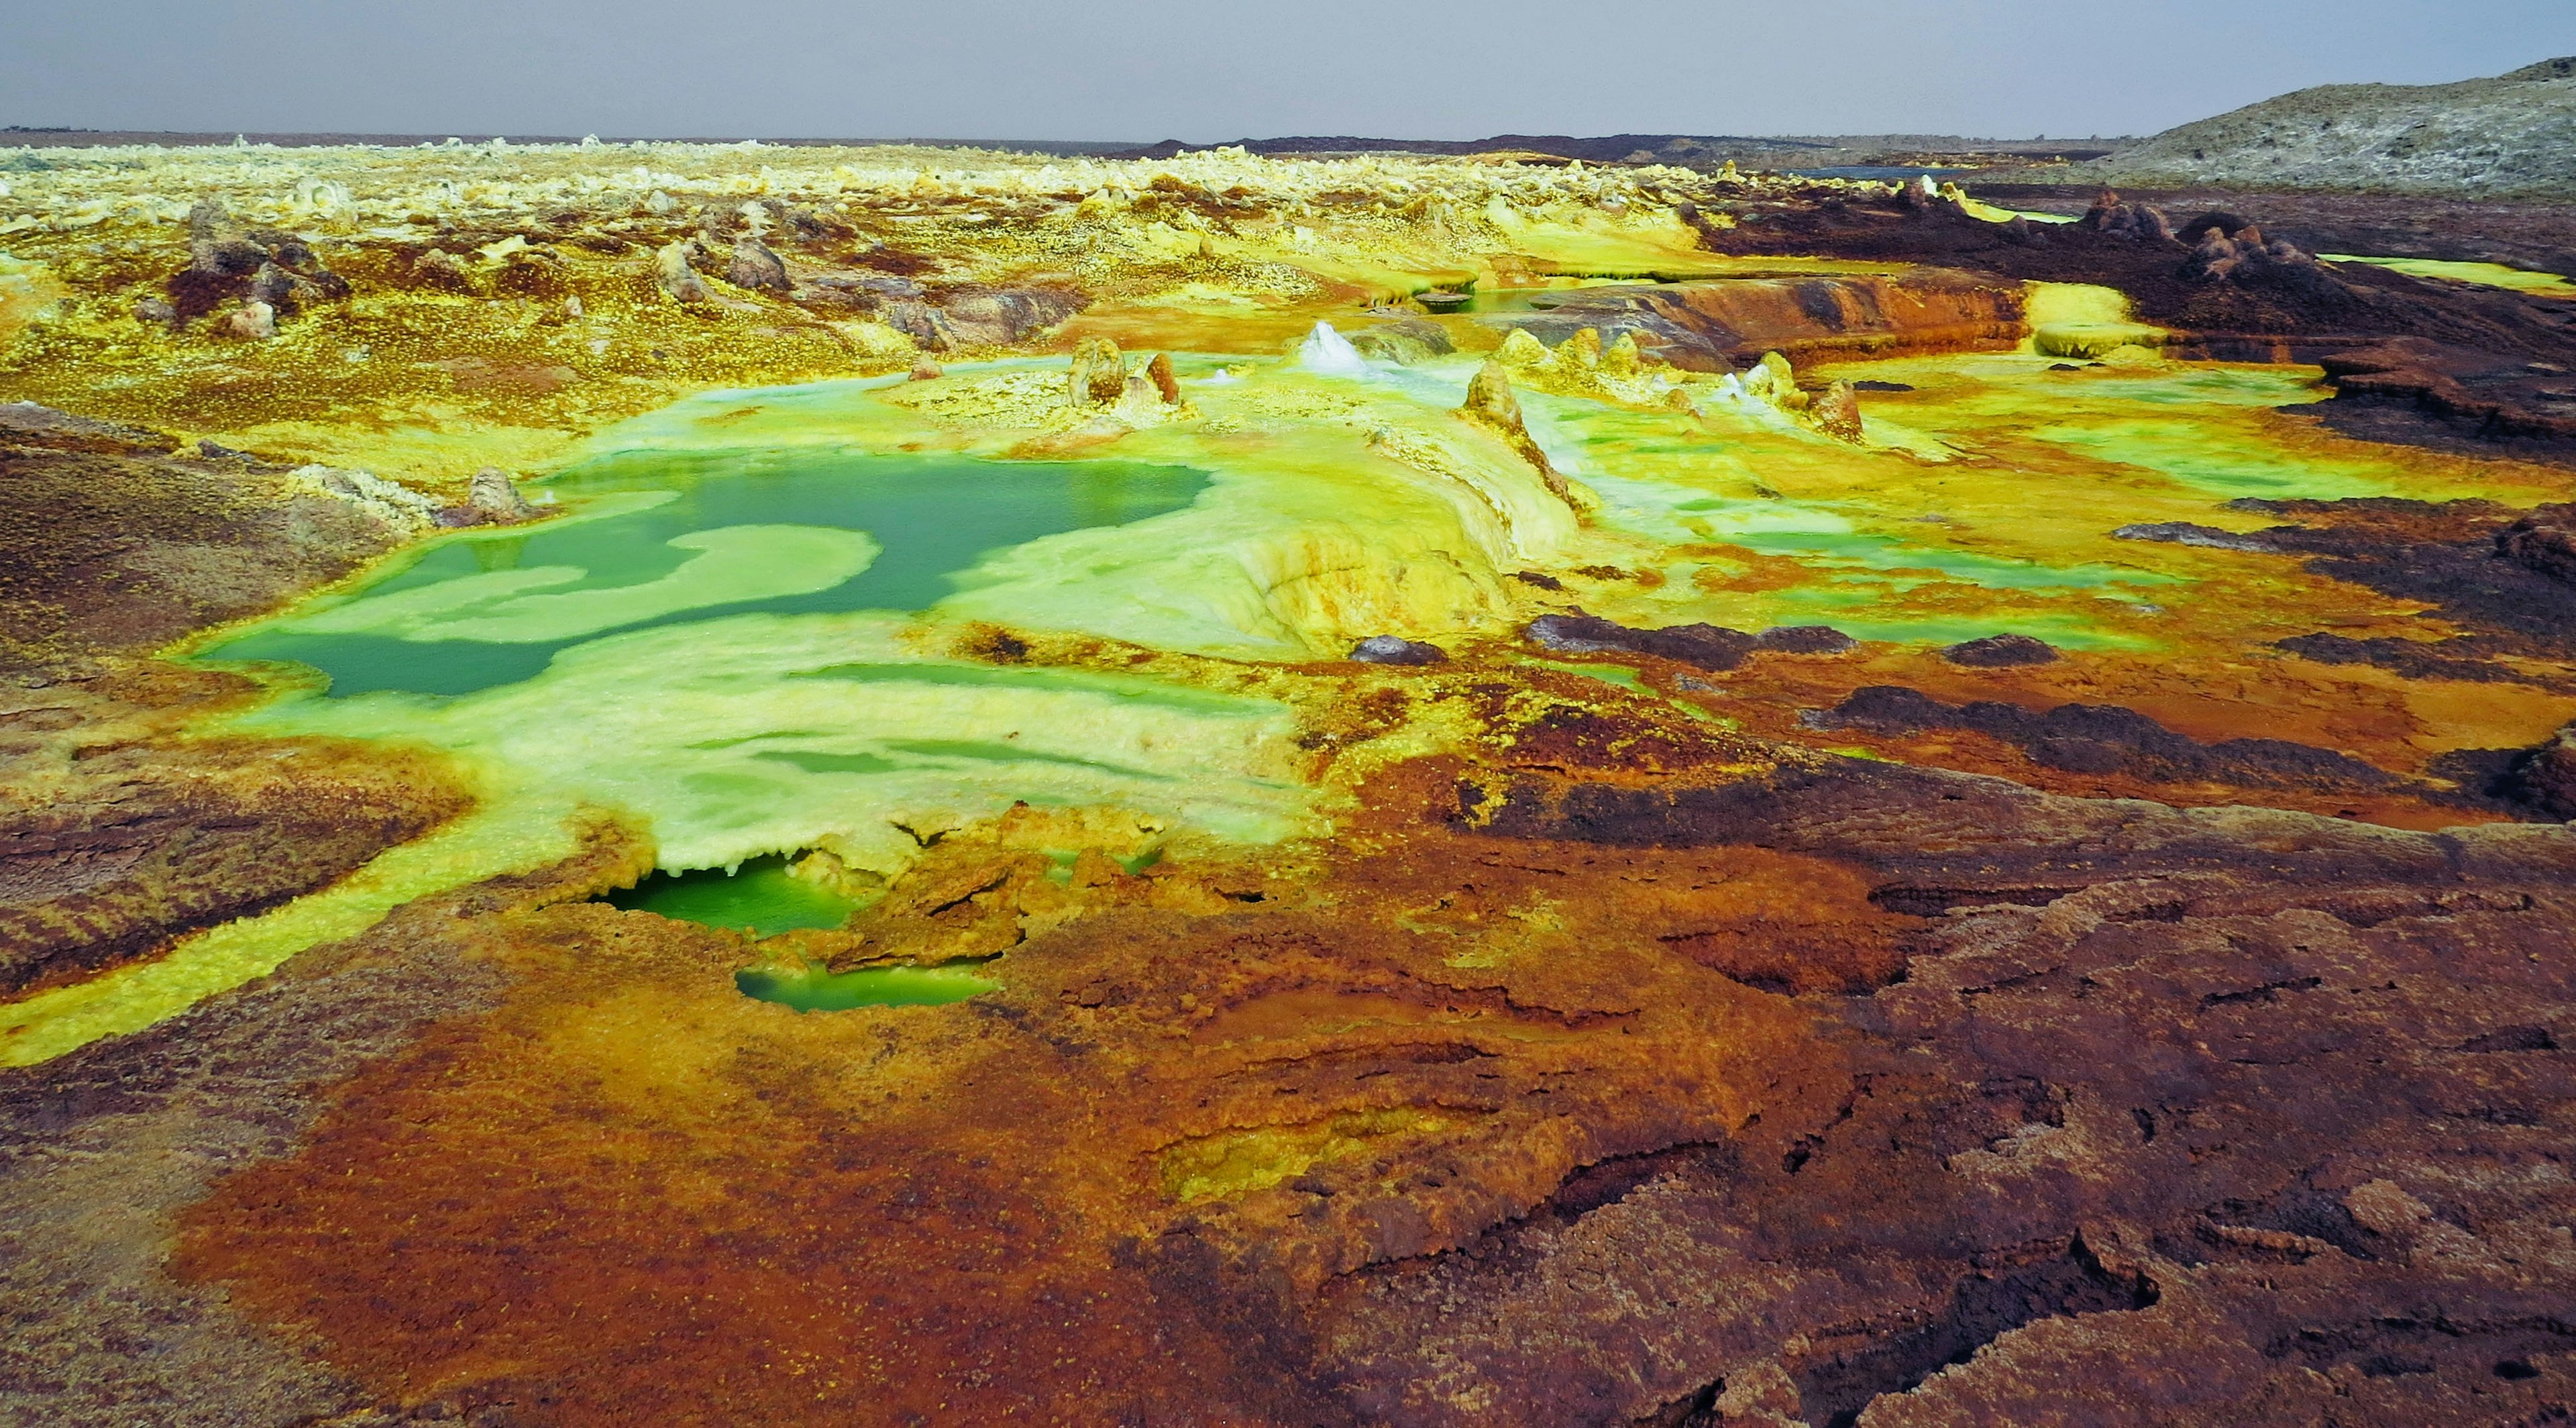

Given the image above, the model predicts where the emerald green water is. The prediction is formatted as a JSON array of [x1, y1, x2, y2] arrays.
[[608, 854, 860, 936], [736, 961, 998, 1011], [201, 450, 1208, 697]]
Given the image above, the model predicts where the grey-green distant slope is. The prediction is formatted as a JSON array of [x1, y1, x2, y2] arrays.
[[2072, 58, 2576, 197]]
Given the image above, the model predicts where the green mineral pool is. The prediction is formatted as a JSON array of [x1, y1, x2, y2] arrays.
[[735, 961, 998, 1011], [200, 448, 1210, 697], [608, 854, 860, 937]]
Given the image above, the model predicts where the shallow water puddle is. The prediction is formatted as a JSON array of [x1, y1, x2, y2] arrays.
[[736, 961, 998, 1011]]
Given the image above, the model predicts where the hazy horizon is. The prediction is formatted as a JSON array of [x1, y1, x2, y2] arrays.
[[7, 1, 2573, 146]]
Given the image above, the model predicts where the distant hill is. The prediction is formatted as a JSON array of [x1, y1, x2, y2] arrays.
[[2072, 58, 2576, 197]]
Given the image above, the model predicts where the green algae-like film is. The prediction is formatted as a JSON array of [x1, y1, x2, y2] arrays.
[[737, 961, 998, 1012]]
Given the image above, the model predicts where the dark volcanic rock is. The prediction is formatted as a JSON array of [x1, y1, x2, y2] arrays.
[[2497, 503, 2576, 580], [0, 737, 466, 994], [1286, 758, 2576, 1427], [1755, 624, 1857, 654], [1813, 685, 2400, 793], [2245, 497, 2576, 675], [1941, 633, 2059, 667], [1690, 182, 2576, 454], [0, 833, 635, 1427], [1527, 613, 1758, 671]]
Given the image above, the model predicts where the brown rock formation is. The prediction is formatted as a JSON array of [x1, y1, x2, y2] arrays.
[[1069, 335, 1127, 407], [723, 238, 791, 293], [0, 405, 410, 671], [1809, 377, 1864, 440], [435, 467, 537, 528], [654, 240, 711, 305], [1495, 269, 2029, 372], [1458, 359, 1587, 511]]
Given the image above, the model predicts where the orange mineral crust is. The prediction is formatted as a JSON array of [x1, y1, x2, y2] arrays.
[[172, 799, 1860, 1422]]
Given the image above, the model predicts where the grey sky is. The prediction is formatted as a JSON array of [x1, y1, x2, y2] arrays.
[[7, 0, 2572, 144]]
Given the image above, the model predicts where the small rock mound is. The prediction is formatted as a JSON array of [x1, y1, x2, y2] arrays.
[[1146, 352, 1181, 405], [436, 467, 540, 527], [1943, 633, 2060, 667], [2078, 189, 2179, 244], [2182, 221, 2318, 285], [724, 239, 792, 293], [2112, 522, 2279, 552], [1527, 613, 1756, 671], [167, 197, 350, 321], [2498, 505, 2576, 581], [1807, 379, 1864, 442], [1756, 625, 1857, 654], [1348, 635, 1446, 666], [655, 241, 712, 304], [1458, 360, 1589, 513], [1069, 337, 1128, 408]]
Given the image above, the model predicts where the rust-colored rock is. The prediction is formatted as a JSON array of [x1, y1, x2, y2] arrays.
[[1069, 334, 1128, 407]]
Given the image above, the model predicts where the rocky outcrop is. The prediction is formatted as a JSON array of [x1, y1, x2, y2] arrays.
[[165, 199, 348, 322], [0, 704, 468, 994], [1068, 336, 1128, 407], [1807, 376, 1864, 440], [434, 467, 539, 528], [1348, 635, 1446, 666], [1492, 268, 2029, 372], [1457, 360, 1591, 513], [2076, 56, 2576, 197], [2078, 187, 2180, 243], [1527, 613, 1860, 671], [654, 240, 712, 304], [887, 285, 1085, 350], [1941, 633, 2057, 666], [0, 405, 413, 670], [2498, 503, 2576, 580], [2314, 338, 2576, 448], [1145, 351, 1181, 404], [724, 238, 791, 293], [1346, 309, 1454, 364]]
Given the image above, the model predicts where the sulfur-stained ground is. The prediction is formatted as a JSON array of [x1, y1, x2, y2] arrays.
[[3, 142, 2573, 1427]]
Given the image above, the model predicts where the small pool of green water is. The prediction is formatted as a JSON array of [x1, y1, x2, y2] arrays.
[[735, 961, 998, 1011], [201, 450, 1208, 697], [608, 854, 859, 937]]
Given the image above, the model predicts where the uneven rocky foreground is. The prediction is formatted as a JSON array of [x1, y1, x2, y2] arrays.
[[2, 143, 2573, 1426]]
